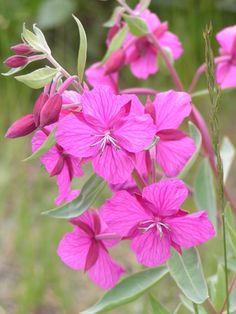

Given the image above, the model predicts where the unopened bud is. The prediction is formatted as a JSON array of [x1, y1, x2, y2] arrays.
[[33, 92, 49, 127], [4, 55, 28, 68], [145, 96, 156, 122], [5, 114, 36, 138], [104, 49, 125, 75], [11, 43, 33, 55], [39, 94, 62, 127]]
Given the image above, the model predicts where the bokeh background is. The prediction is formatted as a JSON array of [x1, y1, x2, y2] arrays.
[[0, 0, 236, 313]]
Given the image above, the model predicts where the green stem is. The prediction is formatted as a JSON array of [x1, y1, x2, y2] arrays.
[[203, 24, 230, 314], [193, 303, 199, 314]]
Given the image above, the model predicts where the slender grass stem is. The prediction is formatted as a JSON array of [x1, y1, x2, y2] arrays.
[[203, 23, 229, 314]]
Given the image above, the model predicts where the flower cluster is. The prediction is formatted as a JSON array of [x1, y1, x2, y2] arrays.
[[7, 3, 236, 291]]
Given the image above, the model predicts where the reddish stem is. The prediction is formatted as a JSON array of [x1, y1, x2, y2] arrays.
[[120, 87, 158, 95]]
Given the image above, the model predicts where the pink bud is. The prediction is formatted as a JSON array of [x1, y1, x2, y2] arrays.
[[4, 55, 28, 68], [11, 43, 33, 55], [106, 24, 120, 46], [104, 49, 125, 75], [145, 97, 156, 122], [39, 94, 62, 127], [50, 155, 64, 177], [5, 114, 36, 138], [33, 92, 49, 127]]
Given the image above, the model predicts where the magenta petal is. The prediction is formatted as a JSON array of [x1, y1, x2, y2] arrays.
[[166, 211, 215, 248], [56, 114, 97, 158], [154, 90, 191, 131], [216, 62, 236, 89], [156, 131, 196, 176], [158, 31, 183, 60], [142, 179, 188, 216], [114, 115, 156, 153], [130, 50, 158, 79], [92, 145, 134, 184], [57, 228, 90, 270], [81, 87, 122, 126], [88, 246, 125, 289], [101, 190, 150, 237], [131, 230, 171, 267], [216, 25, 236, 54]]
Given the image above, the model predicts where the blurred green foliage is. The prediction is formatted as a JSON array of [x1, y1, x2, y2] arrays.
[[0, 1, 236, 313]]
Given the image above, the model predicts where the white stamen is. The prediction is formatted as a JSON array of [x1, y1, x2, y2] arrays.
[[90, 131, 121, 153]]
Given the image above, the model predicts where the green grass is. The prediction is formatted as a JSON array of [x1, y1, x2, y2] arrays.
[[1, 0, 236, 313]]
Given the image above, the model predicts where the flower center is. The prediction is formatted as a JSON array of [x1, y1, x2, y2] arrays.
[[90, 130, 121, 154], [138, 218, 170, 239]]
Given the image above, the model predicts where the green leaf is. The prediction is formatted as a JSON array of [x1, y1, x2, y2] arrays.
[[22, 24, 46, 52], [180, 295, 208, 314], [103, 6, 124, 27], [225, 203, 236, 254], [42, 174, 106, 218], [140, 0, 152, 11], [220, 136, 235, 183], [178, 122, 202, 179], [73, 15, 87, 81], [1, 65, 27, 76], [194, 158, 217, 230], [167, 248, 208, 304], [149, 294, 170, 314], [33, 24, 51, 54], [102, 26, 128, 63], [37, 0, 76, 29], [208, 265, 226, 311], [15, 67, 58, 89], [81, 267, 168, 314], [123, 14, 149, 37], [23, 128, 56, 162]]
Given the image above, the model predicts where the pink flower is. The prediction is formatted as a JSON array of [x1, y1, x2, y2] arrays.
[[149, 90, 195, 176], [56, 87, 156, 184], [101, 179, 215, 267], [85, 62, 119, 93], [124, 9, 183, 79], [216, 25, 236, 89], [32, 127, 83, 205], [57, 210, 125, 289]]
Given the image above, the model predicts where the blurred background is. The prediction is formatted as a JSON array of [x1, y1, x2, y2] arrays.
[[0, 0, 236, 313]]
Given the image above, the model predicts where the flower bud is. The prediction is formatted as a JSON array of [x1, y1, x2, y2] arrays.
[[3, 55, 28, 68], [39, 94, 62, 127], [11, 43, 33, 55], [5, 114, 36, 138], [104, 49, 126, 75], [33, 92, 49, 127]]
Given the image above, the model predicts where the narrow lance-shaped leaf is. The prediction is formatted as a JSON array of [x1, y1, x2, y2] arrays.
[[73, 15, 87, 81], [225, 203, 236, 256], [23, 128, 56, 162], [167, 248, 209, 304], [180, 295, 208, 314], [103, 6, 125, 27], [42, 173, 106, 218], [22, 24, 46, 52], [15, 67, 58, 89], [220, 136, 235, 184], [2, 65, 27, 76], [149, 294, 170, 314], [178, 122, 202, 179], [81, 267, 168, 314], [102, 26, 128, 63], [123, 14, 149, 37], [194, 158, 217, 230], [33, 24, 51, 54]]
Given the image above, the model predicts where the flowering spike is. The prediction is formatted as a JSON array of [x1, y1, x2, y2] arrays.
[[33, 92, 49, 126], [11, 43, 34, 55], [5, 114, 36, 138], [104, 49, 126, 75], [4, 55, 28, 68], [39, 94, 62, 127]]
